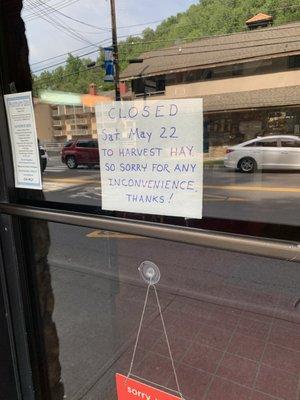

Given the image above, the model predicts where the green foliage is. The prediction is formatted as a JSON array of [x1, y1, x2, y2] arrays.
[[33, 53, 113, 96], [33, 0, 300, 94]]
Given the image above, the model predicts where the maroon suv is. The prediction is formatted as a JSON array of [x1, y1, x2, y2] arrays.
[[61, 139, 99, 169]]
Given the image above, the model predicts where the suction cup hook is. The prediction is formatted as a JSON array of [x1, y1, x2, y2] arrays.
[[138, 261, 161, 285]]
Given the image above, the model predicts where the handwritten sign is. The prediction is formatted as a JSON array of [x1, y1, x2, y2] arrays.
[[116, 374, 181, 400], [4, 92, 42, 189], [96, 99, 203, 218]]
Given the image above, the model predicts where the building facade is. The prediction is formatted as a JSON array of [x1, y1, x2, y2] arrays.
[[51, 104, 97, 142], [120, 17, 300, 158], [34, 86, 114, 146]]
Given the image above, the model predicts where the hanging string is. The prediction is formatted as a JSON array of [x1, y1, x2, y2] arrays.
[[127, 282, 151, 380], [153, 284, 183, 399]]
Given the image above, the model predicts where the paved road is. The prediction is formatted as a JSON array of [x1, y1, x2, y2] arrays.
[[42, 156, 300, 225], [46, 222, 300, 400], [40, 158, 300, 399]]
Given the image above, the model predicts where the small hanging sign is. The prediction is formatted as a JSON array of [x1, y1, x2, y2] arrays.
[[103, 46, 115, 82], [116, 374, 181, 400], [116, 263, 184, 400]]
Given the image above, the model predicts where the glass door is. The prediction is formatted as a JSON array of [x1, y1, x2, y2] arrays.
[[0, 1, 299, 400]]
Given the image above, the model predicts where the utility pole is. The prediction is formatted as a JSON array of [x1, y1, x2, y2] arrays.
[[110, 0, 120, 101]]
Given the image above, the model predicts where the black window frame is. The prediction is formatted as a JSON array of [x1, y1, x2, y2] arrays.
[[256, 139, 279, 147], [63, 141, 74, 148], [288, 55, 300, 69], [280, 139, 300, 148], [245, 141, 257, 147]]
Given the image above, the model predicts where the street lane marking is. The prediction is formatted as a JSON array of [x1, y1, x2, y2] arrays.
[[229, 197, 248, 201], [86, 230, 146, 239], [43, 182, 79, 192], [204, 185, 300, 193], [44, 178, 300, 194], [204, 194, 246, 202], [45, 178, 100, 185]]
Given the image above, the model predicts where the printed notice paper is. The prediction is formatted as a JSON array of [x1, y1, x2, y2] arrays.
[[4, 92, 42, 189], [96, 99, 203, 218]]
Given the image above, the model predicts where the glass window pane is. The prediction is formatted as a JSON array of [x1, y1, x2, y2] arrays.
[[63, 141, 74, 148], [3, 1, 299, 232], [281, 140, 300, 148], [22, 219, 300, 400], [76, 141, 89, 148], [256, 140, 278, 147]]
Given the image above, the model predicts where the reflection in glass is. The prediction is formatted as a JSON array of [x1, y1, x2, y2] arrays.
[[23, 220, 300, 400]]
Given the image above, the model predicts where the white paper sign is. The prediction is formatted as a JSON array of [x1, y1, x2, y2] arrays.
[[96, 98, 203, 218], [4, 91, 42, 189]]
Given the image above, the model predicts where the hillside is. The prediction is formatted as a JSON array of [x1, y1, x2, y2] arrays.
[[33, 0, 300, 94]]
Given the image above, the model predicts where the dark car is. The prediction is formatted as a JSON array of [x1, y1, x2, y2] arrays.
[[61, 139, 99, 169]]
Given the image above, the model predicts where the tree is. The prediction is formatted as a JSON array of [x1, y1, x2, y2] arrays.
[[33, 0, 300, 93]]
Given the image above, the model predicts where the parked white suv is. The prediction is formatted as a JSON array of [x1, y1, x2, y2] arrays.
[[224, 135, 300, 172]]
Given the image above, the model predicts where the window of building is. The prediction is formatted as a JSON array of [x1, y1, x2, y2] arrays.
[[201, 69, 213, 79], [232, 63, 243, 76], [156, 77, 166, 91], [288, 55, 300, 69]]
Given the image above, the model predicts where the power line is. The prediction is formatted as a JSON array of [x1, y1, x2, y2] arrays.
[[25, 0, 111, 32], [25, 2, 164, 32], [23, 0, 162, 29], [30, 13, 300, 67], [31, 41, 104, 66], [23, 0, 52, 10], [24, 1, 300, 20], [34, 64, 103, 87], [26, 1, 300, 70], [118, 20, 300, 50], [125, 32, 300, 56], [21, 1, 300, 28], [118, 19, 164, 29], [32, 49, 102, 73], [31, 31, 134, 72], [33, 35, 300, 86], [24, 1, 165, 32], [27, 0, 96, 46], [31, 21, 300, 73], [135, 38, 300, 63], [29, 0, 108, 39], [31, 28, 152, 72], [23, 0, 81, 19], [24, 0, 76, 17], [23, 0, 164, 31], [28, 0, 300, 73]]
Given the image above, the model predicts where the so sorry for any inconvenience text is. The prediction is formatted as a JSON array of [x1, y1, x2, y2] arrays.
[[97, 100, 203, 218]]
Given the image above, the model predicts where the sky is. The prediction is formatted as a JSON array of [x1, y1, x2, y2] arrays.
[[22, 0, 198, 73]]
